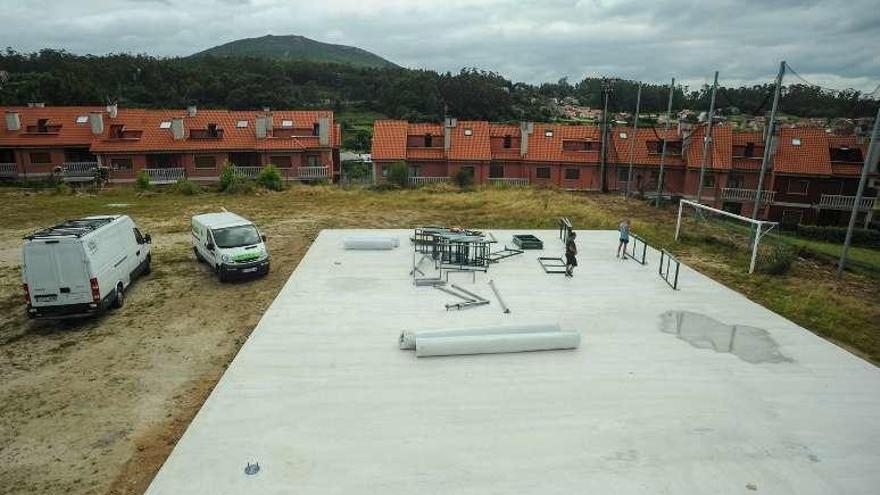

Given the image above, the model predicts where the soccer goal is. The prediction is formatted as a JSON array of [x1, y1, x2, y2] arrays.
[[675, 199, 778, 274]]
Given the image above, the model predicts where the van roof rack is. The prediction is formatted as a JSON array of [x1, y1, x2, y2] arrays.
[[25, 217, 116, 240]]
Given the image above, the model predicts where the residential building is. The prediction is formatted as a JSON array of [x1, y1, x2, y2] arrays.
[[372, 119, 878, 227], [1, 106, 341, 184]]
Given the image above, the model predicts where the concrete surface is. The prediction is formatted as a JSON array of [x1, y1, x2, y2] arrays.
[[145, 230, 880, 495]]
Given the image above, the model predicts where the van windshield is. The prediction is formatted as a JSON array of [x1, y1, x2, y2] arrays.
[[212, 225, 261, 249]]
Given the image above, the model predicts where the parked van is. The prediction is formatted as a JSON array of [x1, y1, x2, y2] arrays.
[[191, 212, 270, 281], [22, 215, 152, 318]]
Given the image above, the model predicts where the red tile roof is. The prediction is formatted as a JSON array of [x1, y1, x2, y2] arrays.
[[1, 106, 338, 153], [449, 121, 491, 161], [773, 127, 832, 175], [731, 131, 765, 170], [371, 120, 407, 160], [1, 106, 108, 147], [609, 127, 685, 167], [686, 124, 732, 170]]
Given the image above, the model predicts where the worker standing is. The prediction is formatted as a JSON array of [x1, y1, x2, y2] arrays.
[[616, 219, 631, 259], [565, 231, 578, 277]]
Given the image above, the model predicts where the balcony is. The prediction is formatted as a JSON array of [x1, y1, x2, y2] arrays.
[[233, 166, 263, 179], [0, 163, 17, 179], [297, 166, 330, 180], [819, 194, 876, 211], [721, 187, 775, 203], [488, 178, 529, 187], [145, 167, 186, 184], [408, 176, 450, 186], [60, 162, 100, 182]]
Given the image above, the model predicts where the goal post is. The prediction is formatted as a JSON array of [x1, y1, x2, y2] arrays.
[[675, 199, 778, 274]]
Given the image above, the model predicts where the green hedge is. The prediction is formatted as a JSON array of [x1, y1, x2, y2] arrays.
[[796, 224, 880, 248]]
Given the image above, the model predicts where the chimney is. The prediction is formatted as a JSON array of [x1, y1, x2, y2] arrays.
[[187, 105, 197, 117], [106, 103, 118, 119], [444, 117, 457, 151], [318, 116, 330, 146], [5, 112, 21, 131], [520, 122, 533, 156], [171, 117, 185, 140], [89, 112, 104, 135], [255, 116, 268, 139], [265, 113, 274, 133]]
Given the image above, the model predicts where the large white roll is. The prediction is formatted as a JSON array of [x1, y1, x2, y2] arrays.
[[399, 323, 561, 350], [414, 331, 580, 357], [343, 235, 400, 250]]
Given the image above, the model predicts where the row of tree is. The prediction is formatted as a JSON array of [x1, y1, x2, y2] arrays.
[[1, 48, 878, 122]]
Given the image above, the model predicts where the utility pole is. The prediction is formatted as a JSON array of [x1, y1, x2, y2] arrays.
[[695, 71, 719, 204], [626, 83, 642, 197], [752, 61, 785, 220], [837, 107, 880, 278], [599, 78, 612, 192], [656, 77, 675, 207]]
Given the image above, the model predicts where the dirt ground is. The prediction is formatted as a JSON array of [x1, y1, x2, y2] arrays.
[[0, 185, 877, 495]]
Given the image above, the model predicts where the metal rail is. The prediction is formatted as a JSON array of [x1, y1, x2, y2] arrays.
[[624, 233, 648, 265], [659, 249, 681, 290]]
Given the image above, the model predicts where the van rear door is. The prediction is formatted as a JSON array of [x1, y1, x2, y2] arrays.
[[24, 239, 91, 306]]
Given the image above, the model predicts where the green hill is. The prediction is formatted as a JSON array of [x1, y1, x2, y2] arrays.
[[191, 34, 398, 69]]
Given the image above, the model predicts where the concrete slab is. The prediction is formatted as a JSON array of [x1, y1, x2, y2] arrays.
[[145, 230, 880, 495]]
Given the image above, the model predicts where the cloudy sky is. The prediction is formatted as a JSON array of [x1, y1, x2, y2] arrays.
[[2, 0, 878, 92]]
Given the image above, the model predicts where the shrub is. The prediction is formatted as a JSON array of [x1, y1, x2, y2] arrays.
[[174, 177, 201, 195], [53, 182, 72, 195], [219, 163, 237, 191], [257, 164, 285, 191], [386, 161, 409, 188], [453, 168, 474, 189], [762, 243, 795, 275], [224, 176, 255, 194], [796, 224, 880, 248], [135, 170, 150, 191]]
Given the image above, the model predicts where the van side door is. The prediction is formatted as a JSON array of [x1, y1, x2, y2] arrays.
[[132, 227, 149, 271], [203, 229, 217, 266]]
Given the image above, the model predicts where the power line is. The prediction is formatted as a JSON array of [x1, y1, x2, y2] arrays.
[[785, 63, 879, 98]]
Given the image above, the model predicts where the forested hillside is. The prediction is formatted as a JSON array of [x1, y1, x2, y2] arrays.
[[1, 49, 877, 122]]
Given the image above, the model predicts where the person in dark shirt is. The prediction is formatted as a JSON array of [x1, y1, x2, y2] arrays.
[[565, 231, 578, 277]]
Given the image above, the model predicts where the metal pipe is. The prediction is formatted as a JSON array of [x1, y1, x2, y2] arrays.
[[752, 61, 785, 220], [656, 77, 675, 207], [626, 83, 642, 197], [488, 279, 510, 313], [695, 71, 719, 204]]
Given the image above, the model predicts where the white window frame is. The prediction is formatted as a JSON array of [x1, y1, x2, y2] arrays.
[[786, 179, 809, 195], [159, 121, 172, 129], [236, 120, 249, 128]]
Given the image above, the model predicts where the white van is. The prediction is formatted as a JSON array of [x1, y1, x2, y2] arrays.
[[22, 215, 152, 318], [191, 212, 270, 281]]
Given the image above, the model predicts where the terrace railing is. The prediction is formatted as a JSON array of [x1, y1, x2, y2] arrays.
[[233, 166, 263, 179], [408, 176, 450, 186], [297, 166, 329, 180], [488, 178, 529, 187], [61, 161, 99, 182], [819, 194, 876, 211], [721, 188, 776, 203], [0, 163, 17, 179], [145, 167, 186, 184]]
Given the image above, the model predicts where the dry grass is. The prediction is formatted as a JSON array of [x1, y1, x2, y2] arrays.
[[0, 184, 877, 495]]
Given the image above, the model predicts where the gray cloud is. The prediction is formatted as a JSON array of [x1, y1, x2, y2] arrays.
[[1, 0, 877, 92]]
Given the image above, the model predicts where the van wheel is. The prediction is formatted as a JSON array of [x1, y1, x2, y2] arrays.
[[194, 247, 203, 263], [143, 255, 152, 275], [217, 266, 227, 283], [112, 284, 125, 309]]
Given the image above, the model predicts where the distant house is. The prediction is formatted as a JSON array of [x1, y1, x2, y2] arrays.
[[0, 105, 341, 184]]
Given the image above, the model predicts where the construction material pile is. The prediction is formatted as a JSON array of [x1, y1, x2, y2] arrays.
[[399, 323, 580, 357]]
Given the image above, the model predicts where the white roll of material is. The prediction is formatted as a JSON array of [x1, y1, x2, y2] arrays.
[[343, 235, 400, 250], [398, 323, 561, 350], [414, 331, 580, 357]]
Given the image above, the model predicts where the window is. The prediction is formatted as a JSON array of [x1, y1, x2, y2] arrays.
[[464, 128, 473, 136], [564, 168, 580, 180], [271, 156, 292, 168], [408, 165, 421, 177], [29, 152, 51, 164], [489, 164, 504, 178], [236, 120, 249, 128], [727, 175, 744, 189], [133, 228, 144, 245], [617, 167, 629, 181], [782, 209, 803, 228], [424, 133, 433, 147], [281, 120, 294, 128], [503, 135, 512, 149], [381, 165, 389, 177], [702, 174, 716, 188], [75, 115, 89, 124], [787, 179, 809, 195], [830, 147, 863, 162], [194, 156, 216, 169], [460, 166, 475, 177], [619, 132, 628, 139], [791, 138, 802, 146], [159, 121, 172, 129], [307, 155, 320, 167], [544, 129, 554, 137], [110, 158, 133, 171], [536, 167, 551, 179]]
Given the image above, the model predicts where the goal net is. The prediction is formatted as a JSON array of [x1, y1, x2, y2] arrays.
[[675, 200, 779, 274]]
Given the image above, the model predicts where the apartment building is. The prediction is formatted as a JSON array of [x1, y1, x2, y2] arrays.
[[371, 118, 879, 227], [1, 105, 341, 184]]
